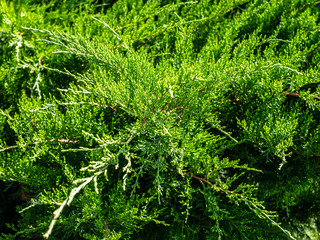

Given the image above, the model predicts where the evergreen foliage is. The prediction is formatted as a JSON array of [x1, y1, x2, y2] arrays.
[[1, 0, 320, 239]]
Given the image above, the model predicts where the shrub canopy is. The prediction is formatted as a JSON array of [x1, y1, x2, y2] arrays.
[[0, 0, 320, 239]]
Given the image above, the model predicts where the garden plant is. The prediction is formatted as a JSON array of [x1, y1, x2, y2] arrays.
[[0, 0, 320, 239]]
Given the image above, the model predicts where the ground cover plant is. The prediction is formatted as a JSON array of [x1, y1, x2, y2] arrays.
[[0, 0, 320, 239]]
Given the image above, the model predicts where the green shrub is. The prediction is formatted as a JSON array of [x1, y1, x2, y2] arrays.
[[1, 0, 320, 239]]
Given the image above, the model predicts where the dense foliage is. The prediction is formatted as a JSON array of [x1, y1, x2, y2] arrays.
[[1, 0, 320, 239]]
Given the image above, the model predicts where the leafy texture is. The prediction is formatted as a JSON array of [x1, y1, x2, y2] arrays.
[[1, 0, 320, 239]]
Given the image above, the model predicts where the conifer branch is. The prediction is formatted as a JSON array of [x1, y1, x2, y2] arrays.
[[29, 101, 117, 112], [0, 139, 78, 152], [181, 170, 295, 239], [43, 134, 134, 238]]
